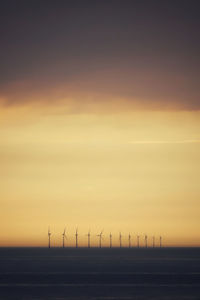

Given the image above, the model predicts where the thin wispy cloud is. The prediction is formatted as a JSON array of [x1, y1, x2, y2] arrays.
[[129, 140, 200, 144]]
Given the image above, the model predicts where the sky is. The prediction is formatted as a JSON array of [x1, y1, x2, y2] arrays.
[[0, 0, 200, 247]]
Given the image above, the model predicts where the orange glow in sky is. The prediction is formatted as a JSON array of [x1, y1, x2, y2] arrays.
[[0, 102, 199, 247]]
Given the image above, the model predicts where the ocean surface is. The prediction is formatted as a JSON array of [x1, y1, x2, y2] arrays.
[[0, 247, 200, 299]]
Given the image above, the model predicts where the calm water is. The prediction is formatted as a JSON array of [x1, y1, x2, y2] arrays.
[[0, 247, 200, 299]]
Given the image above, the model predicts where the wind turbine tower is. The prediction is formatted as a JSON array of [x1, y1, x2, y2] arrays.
[[152, 236, 155, 248], [119, 232, 122, 248], [109, 232, 112, 248], [48, 227, 51, 249], [128, 233, 131, 248], [97, 230, 103, 248], [160, 236, 162, 248], [145, 234, 148, 248], [87, 230, 91, 248], [137, 235, 140, 248], [75, 228, 78, 248], [62, 227, 67, 248]]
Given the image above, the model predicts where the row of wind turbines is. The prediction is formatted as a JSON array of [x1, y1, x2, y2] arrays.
[[48, 228, 162, 249]]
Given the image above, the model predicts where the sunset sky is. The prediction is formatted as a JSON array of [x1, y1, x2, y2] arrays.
[[0, 0, 200, 247]]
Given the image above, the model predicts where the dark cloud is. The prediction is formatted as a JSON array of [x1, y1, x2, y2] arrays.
[[0, 0, 200, 110]]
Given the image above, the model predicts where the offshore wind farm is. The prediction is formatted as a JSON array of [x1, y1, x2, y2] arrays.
[[47, 228, 163, 248], [1, 0, 200, 299]]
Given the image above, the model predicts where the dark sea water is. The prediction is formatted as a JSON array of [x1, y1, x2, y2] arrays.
[[0, 247, 200, 299]]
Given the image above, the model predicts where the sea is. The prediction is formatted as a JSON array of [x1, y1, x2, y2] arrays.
[[0, 247, 200, 299]]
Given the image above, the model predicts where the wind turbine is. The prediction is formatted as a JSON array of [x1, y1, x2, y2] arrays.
[[48, 227, 51, 249], [109, 232, 112, 248], [152, 236, 155, 248], [75, 228, 78, 248], [144, 234, 148, 248], [62, 227, 67, 248], [128, 233, 131, 248], [119, 232, 122, 248], [137, 235, 140, 248], [97, 230, 103, 248], [160, 236, 162, 248], [86, 229, 91, 248]]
